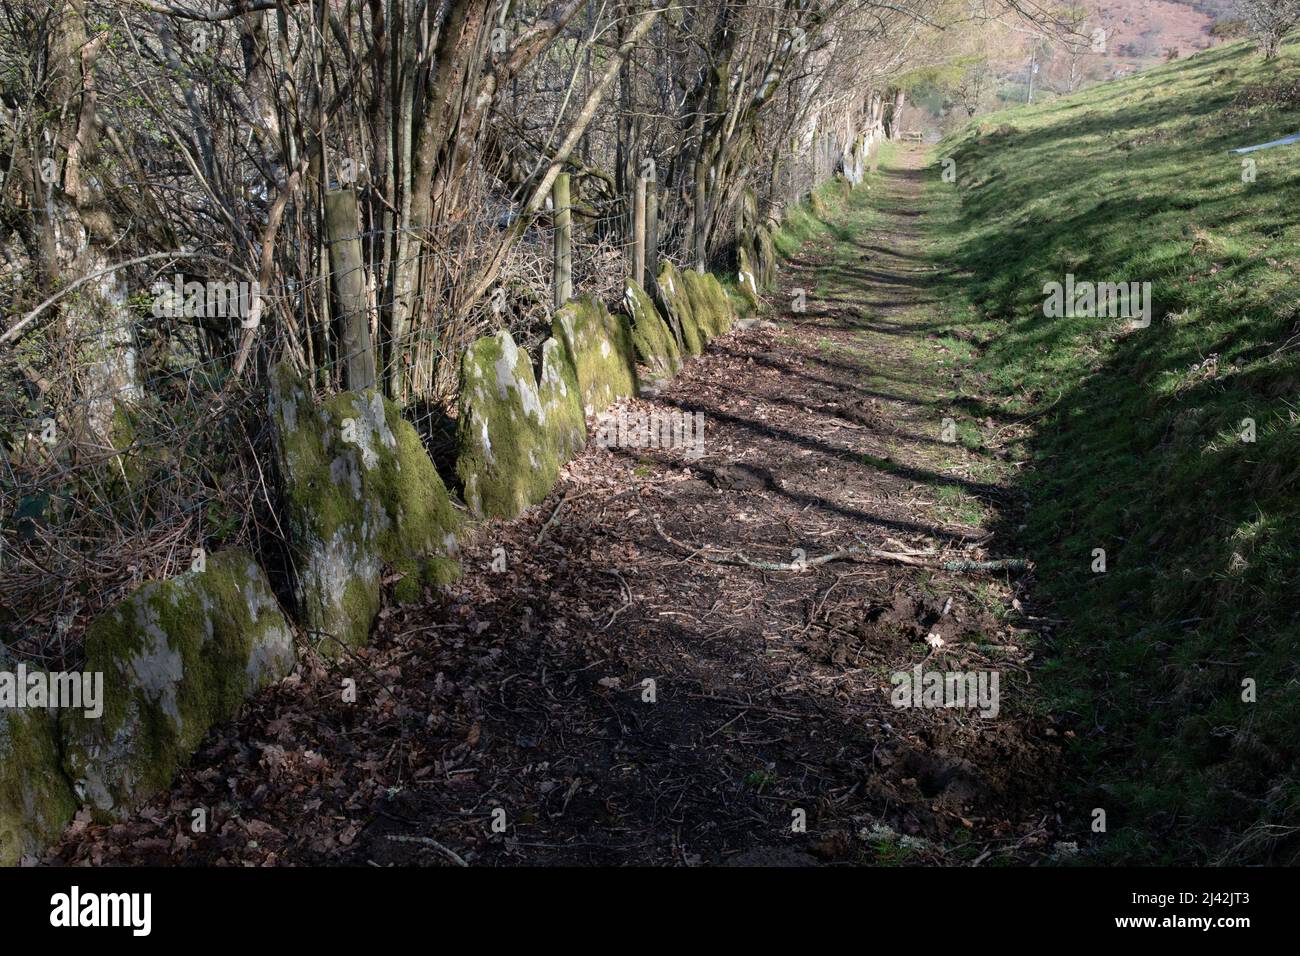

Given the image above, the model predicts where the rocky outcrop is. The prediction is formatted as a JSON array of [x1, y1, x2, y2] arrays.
[[269, 364, 461, 652], [60, 551, 296, 819]]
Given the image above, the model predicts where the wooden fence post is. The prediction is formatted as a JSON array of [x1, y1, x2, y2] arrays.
[[324, 188, 376, 392], [632, 175, 646, 287], [553, 173, 573, 308], [645, 171, 658, 288]]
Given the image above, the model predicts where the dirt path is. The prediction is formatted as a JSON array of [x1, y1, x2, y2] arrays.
[[51, 146, 1068, 867]]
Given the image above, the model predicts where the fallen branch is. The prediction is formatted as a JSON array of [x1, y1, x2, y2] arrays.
[[535, 492, 572, 545], [941, 557, 1030, 573], [385, 834, 468, 867], [650, 515, 1030, 574]]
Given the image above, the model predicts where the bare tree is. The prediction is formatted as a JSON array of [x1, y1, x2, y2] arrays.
[[1239, 0, 1300, 59]]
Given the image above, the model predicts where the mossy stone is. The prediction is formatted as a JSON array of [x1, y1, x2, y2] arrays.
[[60, 550, 296, 819], [683, 270, 734, 339], [538, 336, 587, 464], [269, 364, 461, 653], [622, 279, 682, 381], [552, 296, 639, 416], [756, 225, 778, 288], [455, 330, 560, 520], [0, 703, 78, 866], [736, 244, 761, 309], [656, 260, 706, 356]]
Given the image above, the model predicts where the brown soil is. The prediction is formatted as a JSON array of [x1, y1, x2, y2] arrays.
[[48, 146, 1069, 867]]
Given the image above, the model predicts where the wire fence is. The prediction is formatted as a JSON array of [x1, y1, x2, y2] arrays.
[[0, 139, 866, 667], [0, 193, 640, 665]]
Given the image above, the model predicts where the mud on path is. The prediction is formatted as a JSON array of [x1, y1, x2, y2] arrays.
[[50, 146, 1069, 867]]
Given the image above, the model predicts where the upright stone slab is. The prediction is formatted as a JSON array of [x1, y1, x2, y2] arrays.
[[755, 224, 778, 289], [270, 364, 461, 652], [736, 244, 761, 310], [0, 701, 77, 866], [622, 279, 682, 381], [552, 296, 638, 416], [538, 336, 587, 464], [60, 551, 297, 819], [455, 330, 560, 519], [683, 270, 735, 340], [656, 260, 706, 356]]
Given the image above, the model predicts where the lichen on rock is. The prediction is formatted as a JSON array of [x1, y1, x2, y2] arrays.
[[269, 364, 461, 652], [455, 330, 560, 520], [682, 269, 735, 340], [0, 700, 78, 866], [755, 224, 778, 289], [622, 279, 682, 382], [655, 260, 706, 356], [538, 336, 587, 464], [736, 244, 761, 310], [60, 550, 296, 819], [552, 296, 638, 417]]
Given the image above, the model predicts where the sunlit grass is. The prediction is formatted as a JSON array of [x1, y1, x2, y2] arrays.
[[925, 35, 1300, 864]]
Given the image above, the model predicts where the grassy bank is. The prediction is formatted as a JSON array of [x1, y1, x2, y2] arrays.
[[926, 37, 1300, 863]]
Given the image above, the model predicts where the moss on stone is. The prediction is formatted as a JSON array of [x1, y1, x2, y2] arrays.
[[655, 260, 706, 356], [735, 244, 761, 309], [0, 703, 78, 866], [269, 364, 461, 652], [538, 336, 587, 464], [454, 330, 560, 520], [392, 555, 461, 604], [755, 224, 778, 289], [622, 279, 682, 382], [682, 270, 734, 340], [60, 550, 296, 819], [552, 297, 638, 416]]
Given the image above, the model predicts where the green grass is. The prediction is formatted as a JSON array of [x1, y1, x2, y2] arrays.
[[774, 141, 899, 257], [925, 36, 1300, 864]]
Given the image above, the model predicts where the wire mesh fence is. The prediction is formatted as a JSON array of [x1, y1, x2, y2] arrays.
[[1, 132, 868, 667], [1, 192, 642, 665]]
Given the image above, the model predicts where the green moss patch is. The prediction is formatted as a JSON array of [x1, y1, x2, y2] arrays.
[[683, 270, 734, 339], [60, 550, 296, 819], [735, 244, 761, 309], [538, 336, 588, 464], [0, 702, 78, 866], [553, 296, 639, 416], [455, 330, 561, 520], [622, 279, 682, 381], [270, 364, 461, 653], [655, 260, 706, 356]]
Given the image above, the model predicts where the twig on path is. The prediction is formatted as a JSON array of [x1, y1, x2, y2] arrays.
[[941, 557, 1030, 573], [385, 834, 469, 867], [602, 569, 632, 630], [650, 515, 1030, 574], [535, 492, 573, 544]]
